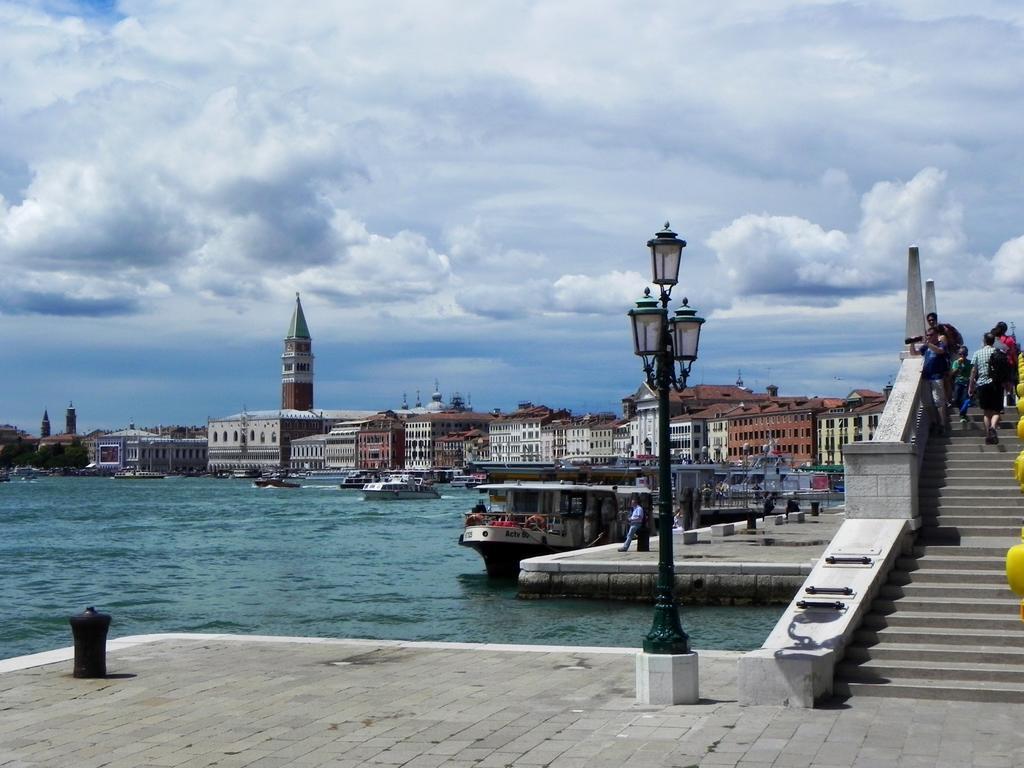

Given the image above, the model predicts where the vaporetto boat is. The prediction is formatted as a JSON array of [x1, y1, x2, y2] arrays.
[[362, 475, 441, 500], [459, 481, 653, 578]]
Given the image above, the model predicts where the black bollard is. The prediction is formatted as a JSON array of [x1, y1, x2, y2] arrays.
[[638, 525, 651, 552], [810, 501, 820, 517], [69, 607, 112, 678]]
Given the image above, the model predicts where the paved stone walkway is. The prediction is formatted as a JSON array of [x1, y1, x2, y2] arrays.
[[2, 634, 1022, 767]]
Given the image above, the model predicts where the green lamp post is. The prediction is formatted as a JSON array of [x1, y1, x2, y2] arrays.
[[627, 223, 705, 654]]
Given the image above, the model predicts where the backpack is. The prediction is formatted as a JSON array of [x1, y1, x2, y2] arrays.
[[990, 347, 1011, 385]]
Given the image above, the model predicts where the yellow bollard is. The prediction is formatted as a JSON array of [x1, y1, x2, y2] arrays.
[[1007, 532, 1024, 623]]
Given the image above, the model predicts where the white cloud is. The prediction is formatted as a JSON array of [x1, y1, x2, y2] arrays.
[[992, 236, 1024, 288], [706, 168, 969, 302], [2, 1, 1024, 426]]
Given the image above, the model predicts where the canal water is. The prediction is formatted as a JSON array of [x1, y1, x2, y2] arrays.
[[0, 477, 783, 660]]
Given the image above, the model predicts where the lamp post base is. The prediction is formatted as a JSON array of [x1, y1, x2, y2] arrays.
[[635, 651, 699, 705]]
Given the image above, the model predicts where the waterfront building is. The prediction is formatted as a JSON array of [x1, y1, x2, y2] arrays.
[[726, 397, 843, 467], [540, 418, 570, 463], [403, 409, 493, 470], [289, 433, 327, 470], [281, 293, 314, 411], [207, 409, 374, 472], [698, 405, 740, 464], [488, 404, 570, 464], [462, 432, 490, 465], [816, 390, 886, 465], [0, 424, 26, 446], [627, 382, 783, 459], [668, 412, 707, 462], [434, 428, 486, 469], [323, 418, 377, 469], [560, 414, 617, 464], [612, 419, 632, 458], [356, 412, 405, 470], [92, 426, 208, 473]]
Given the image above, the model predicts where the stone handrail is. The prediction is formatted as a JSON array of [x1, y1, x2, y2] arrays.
[[871, 355, 927, 445], [842, 355, 928, 521]]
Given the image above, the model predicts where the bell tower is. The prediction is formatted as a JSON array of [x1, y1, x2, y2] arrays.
[[281, 293, 314, 411], [41, 410, 51, 438]]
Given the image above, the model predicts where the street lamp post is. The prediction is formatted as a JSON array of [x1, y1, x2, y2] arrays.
[[628, 223, 705, 703]]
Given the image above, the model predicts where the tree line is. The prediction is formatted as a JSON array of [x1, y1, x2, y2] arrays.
[[1, 440, 89, 469]]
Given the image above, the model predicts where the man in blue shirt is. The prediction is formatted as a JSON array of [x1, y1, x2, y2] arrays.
[[918, 326, 950, 435], [619, 495, 646, 552]]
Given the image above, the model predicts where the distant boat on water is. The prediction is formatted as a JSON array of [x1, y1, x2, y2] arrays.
[[113, 469, 166, 480], [363, 475, 440, 500], [253, 477, 300, 489]]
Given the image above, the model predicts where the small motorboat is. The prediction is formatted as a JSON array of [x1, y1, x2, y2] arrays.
[[253, 477, 300, 489]]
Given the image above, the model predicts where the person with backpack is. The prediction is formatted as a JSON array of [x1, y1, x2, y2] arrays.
[[618, 494, 646, 552], [992, 321, 1018, 406], [969, 333, 1004, 444], [951, 345, 973, 424], [927, 312, 962, 405]]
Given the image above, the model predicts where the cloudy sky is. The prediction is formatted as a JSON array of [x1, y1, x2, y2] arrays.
[[2, 1, 1023, 432]]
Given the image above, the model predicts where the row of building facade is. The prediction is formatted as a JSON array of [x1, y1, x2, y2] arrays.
[[8, 382, 884, 474], [7, 296, 887, 474]]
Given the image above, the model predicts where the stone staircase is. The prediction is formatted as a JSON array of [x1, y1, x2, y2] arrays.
[[834, 411, 1024, 701]]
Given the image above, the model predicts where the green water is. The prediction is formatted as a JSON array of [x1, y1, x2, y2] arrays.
[[0, 477, 783, 659]]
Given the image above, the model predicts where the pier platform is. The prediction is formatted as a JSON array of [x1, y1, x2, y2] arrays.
[[519, 510, 845, 602], [2, 633, 1021, 767]]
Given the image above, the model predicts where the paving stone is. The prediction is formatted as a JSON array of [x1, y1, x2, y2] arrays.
[[4, 636, 1024, 768]]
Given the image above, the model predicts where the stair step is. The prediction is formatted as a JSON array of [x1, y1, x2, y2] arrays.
[[919, 507, 1024, 519], [871, 596, 1017, 615], [888, 568, 1006, 584], [897, 556, 1007, 572], [837, 658, 1024, 684], [921, 515, 1022, 528], [844, 643, 1024, 665], [920, 487, 1023, 498], [914, 544, 1013, 558], [862, 611, 1020, 631], [834, 679, 1024, 703], [918, 527, 1020, 541], [880, 583, 1012, 600], [919, 477, 1021, 488], [854, 625, 1023, 648]]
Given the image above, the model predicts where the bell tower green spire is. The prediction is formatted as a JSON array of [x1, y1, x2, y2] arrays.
[[281, 292, 314, 410], [287, 293, 311, 339]]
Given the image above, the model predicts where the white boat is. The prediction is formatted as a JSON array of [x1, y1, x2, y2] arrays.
[[362, 475, 441, 500], [459, 482, 653, 578], [302, 470, 351, 482], [113, 469, 166, 480], [339, 470, 376, 490], [449, 471, 487, 488]]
